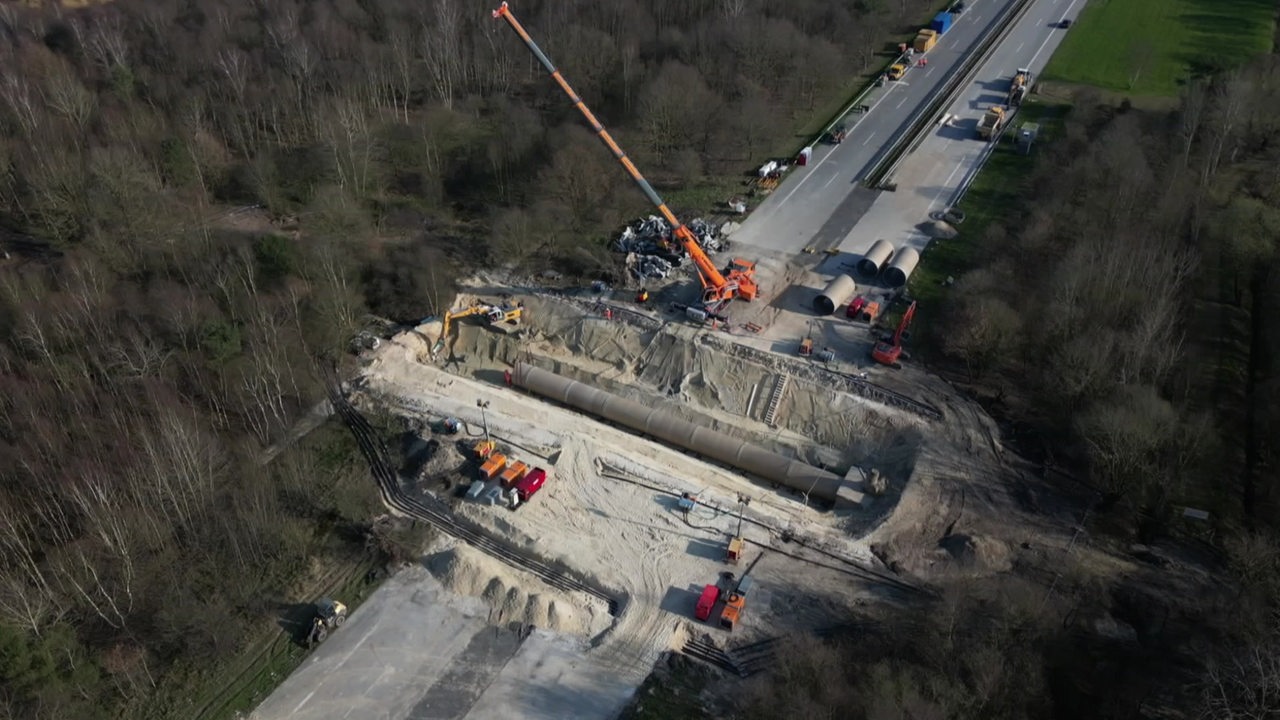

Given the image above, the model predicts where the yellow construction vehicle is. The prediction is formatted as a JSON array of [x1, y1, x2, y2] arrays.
[[977, 105, 1007, 140], [431, 302, 492, 356], [485, 302, 524, 328], [887, 64, 907, 81], [1008, 68, 1032, 106], [306, 598, 348, 647]]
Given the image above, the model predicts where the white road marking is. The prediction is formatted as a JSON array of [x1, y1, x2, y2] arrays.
[[1015, 42, 1024, 52], [862, 132, 877, 146], [896, 94, 909, 109], [822, 172, 840, 189]]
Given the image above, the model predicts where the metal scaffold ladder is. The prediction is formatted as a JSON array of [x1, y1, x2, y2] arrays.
[[763, 374, 789, 427]]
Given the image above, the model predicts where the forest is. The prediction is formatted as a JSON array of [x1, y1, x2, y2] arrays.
[[0, 0, 945, 717]]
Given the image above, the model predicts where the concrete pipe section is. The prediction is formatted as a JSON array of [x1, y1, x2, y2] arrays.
[[857, 239, 895, 276], [883, 246, 920, 288], [812, 273, 857, 315], [511, 363, 865, 508]]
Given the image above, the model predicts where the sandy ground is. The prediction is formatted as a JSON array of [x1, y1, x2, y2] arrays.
[[254, 279, 1084, 720]]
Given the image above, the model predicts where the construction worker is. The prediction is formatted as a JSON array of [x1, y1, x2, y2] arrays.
[[504, 369, 512, 386], [604, 308, 613, 320], [635, 288, 649, 304]]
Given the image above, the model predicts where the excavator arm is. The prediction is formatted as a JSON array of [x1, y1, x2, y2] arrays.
[[492, 2, 749, 304]]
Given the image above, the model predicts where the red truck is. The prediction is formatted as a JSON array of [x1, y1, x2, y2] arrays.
[[846, 296, 867, 319], [695, 584, 721, 621], [515, 468, 547, 503]]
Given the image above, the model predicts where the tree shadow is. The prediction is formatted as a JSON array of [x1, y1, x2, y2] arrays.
[[272, 601, 318, 647], [400, 433, 439, 478]]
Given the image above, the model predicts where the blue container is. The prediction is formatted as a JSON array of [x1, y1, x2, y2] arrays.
[[931, 12, 953, 33]]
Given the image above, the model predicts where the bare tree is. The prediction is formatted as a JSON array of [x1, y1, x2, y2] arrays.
[[419, 0, 463, 110]]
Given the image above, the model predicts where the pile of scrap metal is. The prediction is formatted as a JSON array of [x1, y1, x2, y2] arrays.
[[625, 252, 677, 281], [613, 215, 724, 255], [615, 215, 726, 281]]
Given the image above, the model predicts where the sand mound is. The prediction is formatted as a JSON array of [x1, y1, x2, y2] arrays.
[[921, 220, 958, 239], [936, 532, 1011, 573], [425, 545, 591, 634]]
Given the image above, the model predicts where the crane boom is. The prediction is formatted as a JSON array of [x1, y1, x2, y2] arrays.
[[492, 2, 757, 304], [894, 301, 917, 346]]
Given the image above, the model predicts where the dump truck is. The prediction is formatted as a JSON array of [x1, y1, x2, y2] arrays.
[[1008, 68, 1032, 106], [978, 105, 1007, 140], [913, 29, 938, 53], [479, 452, 508, 480], [861, 300, 882, 322], [846, 296, 868, 319]]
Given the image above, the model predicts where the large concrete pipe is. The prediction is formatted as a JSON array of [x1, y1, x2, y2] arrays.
[[511, 363, 864, 507], [883, 246, 920, 287], [812, 274, 857, 315], [857, 239, 895, 276]]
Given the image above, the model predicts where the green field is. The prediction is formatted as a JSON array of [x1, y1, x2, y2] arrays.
[[1043, 0, 1275, 95]]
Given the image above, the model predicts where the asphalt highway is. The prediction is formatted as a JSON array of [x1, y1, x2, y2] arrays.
[[729, 0, 1023, 255], [828, 0, 1084, 262]]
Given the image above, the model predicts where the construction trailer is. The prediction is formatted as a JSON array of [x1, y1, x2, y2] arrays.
[[719, 553, 764, 631], [479, 452, 509, 480], [871, 301, 918, 368], [492, 2, 758, 314], [978, 105, 1007, 140]]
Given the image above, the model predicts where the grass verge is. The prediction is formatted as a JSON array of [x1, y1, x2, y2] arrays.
[[1042, 0, 1275, 95]]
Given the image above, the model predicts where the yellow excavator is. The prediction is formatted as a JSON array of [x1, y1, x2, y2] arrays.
[[430, 301, 525, 356]]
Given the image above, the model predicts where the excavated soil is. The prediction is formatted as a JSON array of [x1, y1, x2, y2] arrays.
[[424, 541, 611, 637]]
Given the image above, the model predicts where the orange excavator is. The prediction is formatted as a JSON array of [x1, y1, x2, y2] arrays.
[[871, 301, 917, 368], [492, 3, 758, 309]]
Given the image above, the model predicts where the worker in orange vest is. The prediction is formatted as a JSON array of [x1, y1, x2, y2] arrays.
[[635, 288, 649, 304]]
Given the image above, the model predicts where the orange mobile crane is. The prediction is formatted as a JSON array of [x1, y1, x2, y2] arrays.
[[492, 2, 758, 309], [871, 301, 917, 368]]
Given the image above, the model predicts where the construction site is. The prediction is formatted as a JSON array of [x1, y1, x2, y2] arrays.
[[251, 3, 1087, 719]]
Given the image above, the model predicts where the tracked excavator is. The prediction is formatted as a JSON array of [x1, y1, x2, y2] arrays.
[[492, 2, 758, 314], [430, 301, 525, 357], [871, 301, 917, 368]]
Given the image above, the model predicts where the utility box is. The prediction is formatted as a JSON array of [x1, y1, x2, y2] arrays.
[[930, 12, 953, 34], [1017, 123, 1040, 154]]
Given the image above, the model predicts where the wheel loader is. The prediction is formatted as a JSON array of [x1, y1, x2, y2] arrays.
[[306, 598, 348, 647]]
